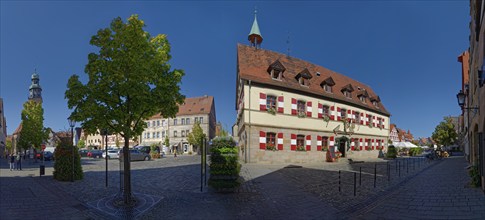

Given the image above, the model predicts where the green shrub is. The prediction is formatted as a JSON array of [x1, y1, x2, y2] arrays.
[[386, 145, 397, 159], [409, 148, 424, 156], [209, 136, 240, 190], [53, 138, 83, 181], [469, 165, 482, 187], [150, 152, 160, 159]]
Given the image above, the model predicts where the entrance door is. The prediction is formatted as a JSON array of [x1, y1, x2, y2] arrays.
[[339, 140, 346, 157]]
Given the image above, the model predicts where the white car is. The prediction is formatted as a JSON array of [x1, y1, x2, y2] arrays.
[[102, 150, 119, 159]]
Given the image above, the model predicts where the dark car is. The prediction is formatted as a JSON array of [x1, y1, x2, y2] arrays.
[[135, 146, 151, 154], [78, 149, 89, 157], [119, 149, 151, 161], [87, 150, 103, 158], [36, 151, 54, 161]]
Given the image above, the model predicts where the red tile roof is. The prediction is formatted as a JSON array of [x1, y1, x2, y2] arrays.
[[150, 96, 214, 119], [237, 44, 390, 116]]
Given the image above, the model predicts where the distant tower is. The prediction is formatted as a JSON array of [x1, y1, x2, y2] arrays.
[[248, 9, 263, 48], [28, 70, 43, 103]]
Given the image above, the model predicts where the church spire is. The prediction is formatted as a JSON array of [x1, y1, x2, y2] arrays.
[[29, 69, 42, 103], [248, 8, 263, 48]]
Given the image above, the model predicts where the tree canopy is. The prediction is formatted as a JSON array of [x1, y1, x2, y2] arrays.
[[431, 117, 458, 147], [188, 121, 206, 150], [18, 101, 48, 151], [65, 14, 184, 204]]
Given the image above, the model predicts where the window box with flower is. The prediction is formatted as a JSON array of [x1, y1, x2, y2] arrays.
[[296, 146, 306, 151], [298, 111, 306, 118], [267, 107, 276, 115], [321, 146, 328, 151], [266, 143, 277, 151]]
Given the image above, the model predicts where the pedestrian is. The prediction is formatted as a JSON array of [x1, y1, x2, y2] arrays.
[[16, 154, 22, 170], [10, 154, 15, 171], [174, 151, 177, 158]]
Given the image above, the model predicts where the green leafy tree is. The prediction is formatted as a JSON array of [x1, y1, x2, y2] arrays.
[[78, 139, 86, 149], [164, 136, 170, 148], [431, 117, 458, 148], [65, 15, 184, 205], [5, 138, 12, 154], [187, 122, 206, 154], [18, 101, 48, 152]]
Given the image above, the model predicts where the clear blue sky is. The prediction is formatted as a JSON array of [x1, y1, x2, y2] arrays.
[[1, 1, 468, 138]]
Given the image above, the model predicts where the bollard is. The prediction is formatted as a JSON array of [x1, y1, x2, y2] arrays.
[[374, 163, 377, 188], [354, 172, 356, 197], [339, 170, 341, 192], [359, 167, 362, 186]]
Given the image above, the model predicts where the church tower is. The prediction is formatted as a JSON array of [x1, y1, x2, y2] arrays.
[[248, 9, 263, 48], [28, 70, 42, 103]]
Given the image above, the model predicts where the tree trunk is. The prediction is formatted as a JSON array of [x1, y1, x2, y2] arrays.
[[123, 136, 132, 204]]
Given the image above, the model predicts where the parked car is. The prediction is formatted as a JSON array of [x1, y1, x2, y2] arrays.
[[87, 150, 103, 158], [135, 146, 151, 154], [102, 150, 119, 159], [79, 149, 90, 157], [119, 149, 151, 161], [36, 151, 54, 161]]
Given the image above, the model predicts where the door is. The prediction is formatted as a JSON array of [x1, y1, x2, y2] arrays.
[[339, 140, 346, 157]]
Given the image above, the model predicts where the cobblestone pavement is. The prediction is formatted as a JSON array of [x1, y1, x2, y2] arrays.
[[1, 154, 484, 219]]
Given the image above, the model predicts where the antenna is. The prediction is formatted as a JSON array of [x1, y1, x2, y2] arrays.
[[286, 31, 291, 57]]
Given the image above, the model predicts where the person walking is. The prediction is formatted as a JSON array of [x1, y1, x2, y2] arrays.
[[9, 154, 15, 171], [16, 153, 22, 170]]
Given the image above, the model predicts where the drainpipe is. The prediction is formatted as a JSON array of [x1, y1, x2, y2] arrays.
[[248, 80, 252, 163]]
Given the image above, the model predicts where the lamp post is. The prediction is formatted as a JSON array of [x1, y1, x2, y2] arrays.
[[68, 117, 76, 182], [456, 90, 479, 162], [101, 128, 109, 187]]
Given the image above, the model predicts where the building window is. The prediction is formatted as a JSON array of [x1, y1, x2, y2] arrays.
[[267, 95, 277, 110], [354, 111, 360, 123], [341, 108, 347, 119], [360, 96, 366, 103], [322, 105, 329, 116], [157, 120, 160, 126], [144, 133, 147, 139], [156, 132, 160, 138], [379, 118, 383, 127], [147, 133, 150, 139], [323, 84, 332, 93], [162, 131, 165, 138], [271, 69, 282, 80], [200, 117, 203, 124], [297, 100, 306, 115], [182, 118, 185, 125], [174, 131, 177, 137], [152, 132, 156, 139], [146, 122, 150, 127], [152, 121, 155, 127], [373, 101, 378, 108], [344, 90, 352, 98], [298, 77, 308, 86], [181, 130, 185, 137], [367, 114, 372, 124], [266, 132, 276, 147], [162, 120, 166, 126], [174, 119, 178, 125], [322, 136, 328, 149], [297, 135, 305, 147], [195, 117, 198, 123], [186, 118, 190, 125]]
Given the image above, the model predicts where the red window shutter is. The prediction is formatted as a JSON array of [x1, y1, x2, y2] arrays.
[[329, 136, 335, 146], [306, 101, 312, 117], [366, 114, 370, 126], [382, 118, 385, 129], [291, 134, 297, 151], [318, 103, 323, 118], [317, 135, 322, 151], [372, 139, 375, 150], [259, 93, 267, 111], [372, 116, 376, 127], [259, 131, 266, 149], [291, 98, 297, 115], [277, 96, 284, 113], [359, 138, 363, 150], [337, 107, 341, 121], [360, 113, 364, 125], [330, 106, 335, 120], [306, 135, 311, 151]]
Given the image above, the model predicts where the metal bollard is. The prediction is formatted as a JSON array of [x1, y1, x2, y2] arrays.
[[339, 170, 341, 192]]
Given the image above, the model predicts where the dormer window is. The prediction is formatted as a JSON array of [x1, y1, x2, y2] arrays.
[[357, 89, 369, 104], [295, 68, 312, 86], [341, 84, 354, 99], [267, 60, 286, 80], [320, 77, 335, 93], [370, 96, 380, 108], [360, 96, 366, 103]]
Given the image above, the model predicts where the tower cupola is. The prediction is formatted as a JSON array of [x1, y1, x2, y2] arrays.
[[248, 9, 263, 48], [28, 70, 43, 103]]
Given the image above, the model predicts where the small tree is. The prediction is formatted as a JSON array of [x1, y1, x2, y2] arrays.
[[77, 139, 86, 149], [18, 101, 49, 153], [65, 15, 184, 205], [5, 139, 12, 154], [53, 135, 83, 181], [187, 122, 206, 154], [431, 117, 457, 148]]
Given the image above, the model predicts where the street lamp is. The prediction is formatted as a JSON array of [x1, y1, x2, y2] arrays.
[[456, 90, 479, 111], [101, 128, 109, 187], [68, 117, 76, 182]]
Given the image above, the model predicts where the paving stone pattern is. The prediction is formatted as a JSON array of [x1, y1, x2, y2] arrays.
[[1, 154, 484, 219]]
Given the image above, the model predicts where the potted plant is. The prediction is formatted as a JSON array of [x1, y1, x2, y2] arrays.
[[322, 146, 328, 151], [267, 107, 276, 115], [298, 111, 306, 118], [266, 143, 277, 151], [296, 146, 306, 151]]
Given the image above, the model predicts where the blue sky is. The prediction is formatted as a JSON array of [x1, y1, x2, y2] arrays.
[[1, 1, 468, 138]]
